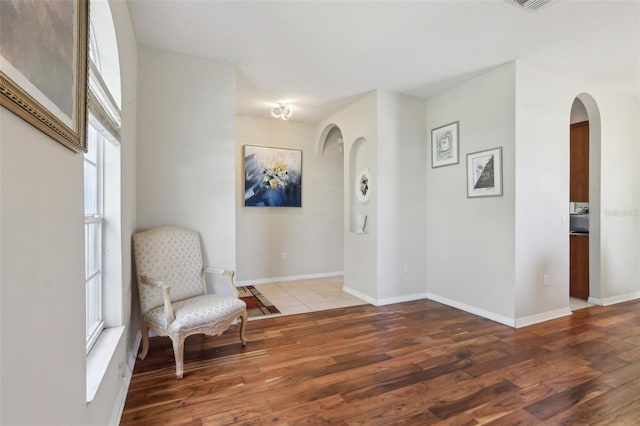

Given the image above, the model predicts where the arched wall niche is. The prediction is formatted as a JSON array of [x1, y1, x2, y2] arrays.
[[570, 92, 602, 301], [316, 123, 343, 155], [349, 136, 370, 233]]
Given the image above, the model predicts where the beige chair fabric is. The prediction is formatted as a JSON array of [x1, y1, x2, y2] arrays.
[[133, 225, 247, 378]]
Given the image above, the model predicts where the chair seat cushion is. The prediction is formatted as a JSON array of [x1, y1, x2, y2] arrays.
[[144, 294, 246, 332]]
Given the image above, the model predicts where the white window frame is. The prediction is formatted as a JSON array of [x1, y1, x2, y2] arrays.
[[85, 125, 106, 353], [84, 11, 121, 355], [85, 0, 126, 403]]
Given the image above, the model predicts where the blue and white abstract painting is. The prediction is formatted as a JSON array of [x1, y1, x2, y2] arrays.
[[244, 145, 302, 207]]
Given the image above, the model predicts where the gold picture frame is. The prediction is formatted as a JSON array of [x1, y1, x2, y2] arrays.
[[0, 0, 89, 153]]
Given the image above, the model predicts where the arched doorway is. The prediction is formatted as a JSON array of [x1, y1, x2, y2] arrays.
[[569, 94, 601, 311], [317, 122, 345, 259]]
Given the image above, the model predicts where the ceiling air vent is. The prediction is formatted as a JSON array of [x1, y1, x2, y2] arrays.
[[511, 0, 552, 10]]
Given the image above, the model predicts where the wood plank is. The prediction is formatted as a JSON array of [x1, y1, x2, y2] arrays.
[[467, 383, 554, 423], [335, 383, 438, 425], [578, 376, 640, 418], [429, 380, 521, 420], [483, 408, 541, 426], [544, 404, 603, 425], [524, 378, 610, 420], [588, 355, 629, 373]]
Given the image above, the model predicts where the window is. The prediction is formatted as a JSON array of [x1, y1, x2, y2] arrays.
[[85, 125, 105, 352], [84, 0, 122, 354]]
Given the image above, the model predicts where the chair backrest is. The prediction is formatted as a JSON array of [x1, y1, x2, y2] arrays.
[[133, 225, 206, 314]]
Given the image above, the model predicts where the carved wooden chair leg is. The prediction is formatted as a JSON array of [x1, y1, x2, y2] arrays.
[[171, 336, 185, 379], [138, 322, 150, 360], [239, 312, 248, 346]]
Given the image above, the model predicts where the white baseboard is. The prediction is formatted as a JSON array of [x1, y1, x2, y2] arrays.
[[342, 286, 376, 305], [235, 271, 344, 286], [109, 330, 141, 426], [426, 292, 515, 327], [342, 286, 427, 306], [587, 292, 639, 307], [601, 292, 640, 306], [342, 287, 429, 307], [375, 292, 429, 306], [515, 308, 572, 328], [129, 330, 141, 377], [515, 292, 640, 328], [588, 296, 603, 306]]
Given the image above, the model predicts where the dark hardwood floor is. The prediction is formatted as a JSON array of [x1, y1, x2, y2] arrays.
[[121, 298, 640, 425]]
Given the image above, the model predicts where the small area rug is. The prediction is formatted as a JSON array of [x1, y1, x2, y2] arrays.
[[237, 285, 281, 317]]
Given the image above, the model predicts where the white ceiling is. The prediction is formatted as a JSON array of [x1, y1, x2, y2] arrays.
[[127, 0, 640, 123]]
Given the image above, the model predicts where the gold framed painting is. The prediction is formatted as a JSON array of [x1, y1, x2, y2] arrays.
[[0, 0, 89, 153]]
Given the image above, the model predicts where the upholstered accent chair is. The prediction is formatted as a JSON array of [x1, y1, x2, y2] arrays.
[[133, 225, 247, 379]]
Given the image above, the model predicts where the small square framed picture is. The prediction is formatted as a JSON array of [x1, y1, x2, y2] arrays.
[[431, 121, 459, 168], [466, 147, 503, 198]]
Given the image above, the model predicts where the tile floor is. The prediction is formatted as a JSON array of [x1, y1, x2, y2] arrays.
[[248, 276, 367, 320]]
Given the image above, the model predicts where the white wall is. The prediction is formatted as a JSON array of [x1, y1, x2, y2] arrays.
[[111, 0, 140, 373], [318, 92, 379, 301], [426, 63, 517, 325], [0, 2, 138, 422], [424, 61, 638, 326], [136, 46, 236, 292], [235, 116, 343, 282], [513, 63, 573, 323], [514, 61, 640, 323], [107, 2, 139, 421], [1, 111, 86, 425], [597, 92, 640, 302], [316, 90, 428, 305], [376, 91, 428, 302]]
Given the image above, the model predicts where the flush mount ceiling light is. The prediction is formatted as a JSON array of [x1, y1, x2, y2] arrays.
[[511, 0, 552, 10], [271, 103, 293, 120]]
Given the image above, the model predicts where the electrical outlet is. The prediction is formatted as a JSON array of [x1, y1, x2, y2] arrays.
[[281, 252, 287, 261], [543, 274, 550, 286], [403, 263, 409, 273]]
